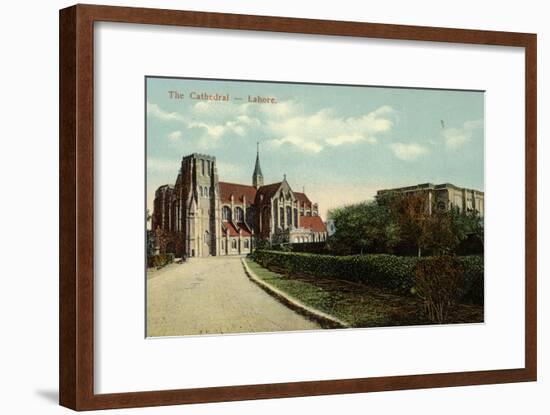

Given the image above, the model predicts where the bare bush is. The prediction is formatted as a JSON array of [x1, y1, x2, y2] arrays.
[[414, 256, 464, 324]]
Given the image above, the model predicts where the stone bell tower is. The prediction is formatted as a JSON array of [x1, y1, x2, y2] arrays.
[[179, 153, 221, 257]]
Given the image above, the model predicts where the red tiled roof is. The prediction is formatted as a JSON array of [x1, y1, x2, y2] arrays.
[[238, 224, 252, 237], [219, 182, 257, 204], [222, 221, 252, 237], [299, 215, 326, 232], [222, 221, 239, 237], [294, 192, 311, 205], [255, 182, 282, 202]]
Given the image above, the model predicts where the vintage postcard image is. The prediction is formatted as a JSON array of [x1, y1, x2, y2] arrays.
[[146, 77, 484, 338]]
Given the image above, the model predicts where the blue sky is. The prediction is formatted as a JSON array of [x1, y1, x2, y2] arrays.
[[146, 77, 484, 219]]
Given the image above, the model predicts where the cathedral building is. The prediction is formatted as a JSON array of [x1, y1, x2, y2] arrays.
[[151, 147, 327, 258]]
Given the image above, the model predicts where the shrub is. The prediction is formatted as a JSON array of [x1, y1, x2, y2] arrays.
[[147, 253, 174, 269], [414, 256, 464, 323]]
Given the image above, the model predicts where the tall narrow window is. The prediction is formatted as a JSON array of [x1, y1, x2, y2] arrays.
[[280, 207, 284, 228], [235, 207, 244, 222], [201, 159, 205, 175], [246, 207, 254, 225], [286, 206, 292, 226], [222, 206, 232, 221], [294, 208, 298, 226]]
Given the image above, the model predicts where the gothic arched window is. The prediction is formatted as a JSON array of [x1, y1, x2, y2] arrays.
[[279, 207, 284, 228], [235, 207, 244, 222], [286, 206, 292, 226], [199, 187, 203, 197], [222, 206, 232, 221], [246, 207, 254, 224]]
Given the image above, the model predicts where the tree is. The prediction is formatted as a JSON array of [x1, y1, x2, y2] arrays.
[[328, 201, 400, 254], [449, 208, 484, 254], [419, 211, 459, 255], [387, 193, 430, 257], [449, 208, 483, 243]]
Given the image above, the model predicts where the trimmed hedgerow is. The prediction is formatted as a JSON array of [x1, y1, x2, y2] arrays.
[[250, 250, 416, 294], [250, 250, 483, 303]]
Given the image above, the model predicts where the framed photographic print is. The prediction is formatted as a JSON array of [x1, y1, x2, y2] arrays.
[[59, 4, 537, 410]]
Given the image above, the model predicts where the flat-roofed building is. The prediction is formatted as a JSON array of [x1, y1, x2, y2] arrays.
[[376, 183, 484, 217]]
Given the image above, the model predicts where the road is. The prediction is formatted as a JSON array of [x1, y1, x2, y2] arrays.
[[147, 256, 320, 337]]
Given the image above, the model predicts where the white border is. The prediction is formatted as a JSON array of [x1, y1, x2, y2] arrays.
[[94, 22, 525, 394]]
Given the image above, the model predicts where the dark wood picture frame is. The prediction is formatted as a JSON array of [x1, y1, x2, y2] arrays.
[[59, 4, 537, 411]]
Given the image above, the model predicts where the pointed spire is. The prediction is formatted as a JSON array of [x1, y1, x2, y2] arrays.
[[252, 141, 264, 188]]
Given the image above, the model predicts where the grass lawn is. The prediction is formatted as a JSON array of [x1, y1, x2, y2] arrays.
[[245, 259, 483, 328]]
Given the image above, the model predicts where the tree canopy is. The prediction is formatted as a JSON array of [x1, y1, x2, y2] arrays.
[[328, 193, 483, 256]]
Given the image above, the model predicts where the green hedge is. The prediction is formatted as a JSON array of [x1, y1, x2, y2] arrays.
[[458, 255, 484, 305], [251, 250, 416, 293], [250, 250, 483, 304]]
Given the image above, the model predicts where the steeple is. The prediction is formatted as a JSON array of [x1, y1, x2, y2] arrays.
[[252, 141, 264, 188]]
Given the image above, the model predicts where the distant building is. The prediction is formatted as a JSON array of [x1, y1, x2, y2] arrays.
[[151, 147, 327, 258], [376, 183, 484, 217]]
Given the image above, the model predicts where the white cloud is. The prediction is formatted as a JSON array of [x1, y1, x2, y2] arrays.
[[167, 131, 182, 140], [188, 118, 251, 143], [270, 136, 324, 154], [389, 142, 429, 161], [187, 103, 261, 143], [259, 100, 301, 118], [148, 100, 396, 153], [192, 100, 253, 120], [326, 133, 376, 146], [188, 121, 226, 139], [147, 102, 186, 123], [266, 105, 395, 153], [443, 119, 483, 149]]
